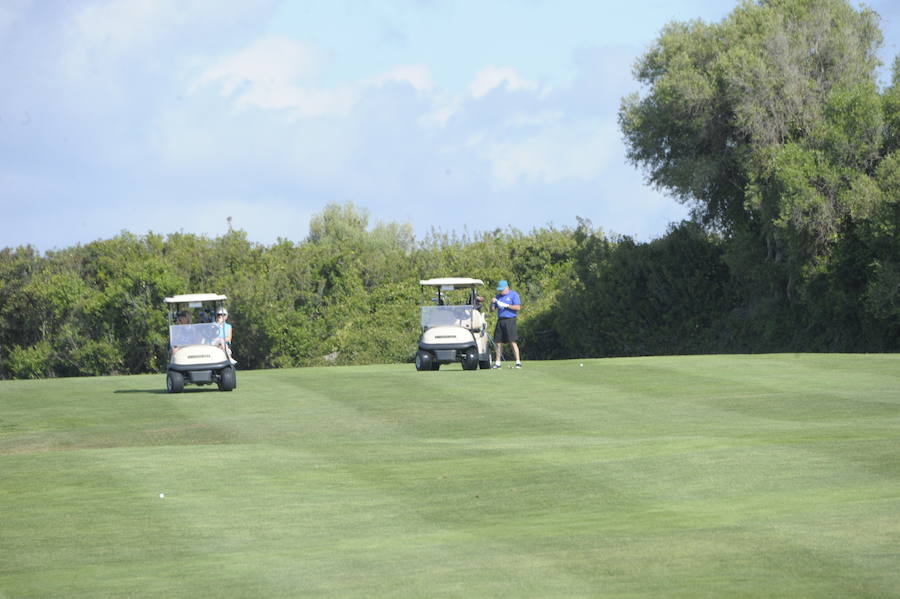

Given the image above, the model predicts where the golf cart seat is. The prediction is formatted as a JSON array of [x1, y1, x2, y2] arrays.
[[422, 305, 468, 328], [427, 306, 484, 331]]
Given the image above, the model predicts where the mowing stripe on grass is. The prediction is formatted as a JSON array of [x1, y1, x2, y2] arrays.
[[1, 354, 898, 597]]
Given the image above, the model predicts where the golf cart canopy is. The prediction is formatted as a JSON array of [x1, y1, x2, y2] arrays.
[[419, 278, 484, 289], [164, 294, 228, 304]]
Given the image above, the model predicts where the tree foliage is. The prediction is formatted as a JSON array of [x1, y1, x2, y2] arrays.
[[620, 0, 884, 286], [619, 0, 898, 349], [2, 0, 898, 379], [0, 199, 895, 379]]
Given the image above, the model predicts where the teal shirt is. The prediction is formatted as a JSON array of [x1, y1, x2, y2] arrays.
[[217, 322, 232, 342]]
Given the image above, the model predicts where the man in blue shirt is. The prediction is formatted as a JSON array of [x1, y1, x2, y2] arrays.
[[491, 279, 522, 368]]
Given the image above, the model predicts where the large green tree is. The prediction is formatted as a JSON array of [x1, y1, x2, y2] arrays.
[[620, 0, 885, 294], [619, 0, 899, 350]]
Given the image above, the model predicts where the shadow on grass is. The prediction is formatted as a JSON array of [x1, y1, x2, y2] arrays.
[[113, 388, 227, 395]]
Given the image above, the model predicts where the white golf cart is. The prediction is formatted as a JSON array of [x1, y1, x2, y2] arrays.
[[416, 278, 491, 371], [164, 293, 236, 393]]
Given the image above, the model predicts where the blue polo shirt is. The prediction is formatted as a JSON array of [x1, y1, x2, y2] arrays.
[[495, 290, 520, 319]]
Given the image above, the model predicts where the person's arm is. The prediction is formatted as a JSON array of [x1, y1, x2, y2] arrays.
[[504, 292, 522, 311]]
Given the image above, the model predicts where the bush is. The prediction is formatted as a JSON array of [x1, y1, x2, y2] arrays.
[[71, 339, 124, 377], [5, 342, 54, 379]]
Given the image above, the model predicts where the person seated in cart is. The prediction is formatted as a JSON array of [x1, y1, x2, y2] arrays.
[[170, 311, 194, 353], [215, 308, 236, 364]]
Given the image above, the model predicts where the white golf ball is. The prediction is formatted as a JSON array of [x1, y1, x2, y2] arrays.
[[159, 493, 165, 499], [580, 363, 584, 367]]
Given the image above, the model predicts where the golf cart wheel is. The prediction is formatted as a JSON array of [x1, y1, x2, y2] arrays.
[[462, 348, 479, 370], [218, 366, 236, 391], [415, 350, 433, 371], [479, 358, 491, 370], [166, 371, 184, 394]]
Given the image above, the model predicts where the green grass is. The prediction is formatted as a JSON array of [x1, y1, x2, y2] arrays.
[[1, 354, 899, 598]]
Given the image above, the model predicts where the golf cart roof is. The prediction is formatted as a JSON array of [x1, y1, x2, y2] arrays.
[[419, 278, 484, 288], [164, 293, 228, 304]]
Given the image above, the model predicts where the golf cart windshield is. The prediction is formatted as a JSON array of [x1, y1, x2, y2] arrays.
[[170, 323, 221, 347], [421, 305, 474, 329]]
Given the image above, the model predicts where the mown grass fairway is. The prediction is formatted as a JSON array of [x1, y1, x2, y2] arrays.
[[1, 354, 899, 597]]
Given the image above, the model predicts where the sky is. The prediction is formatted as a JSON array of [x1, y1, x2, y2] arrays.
[[2, 0, 899, 252]]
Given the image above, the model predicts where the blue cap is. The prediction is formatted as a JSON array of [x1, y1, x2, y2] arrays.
[[496, 279, 508, 291]]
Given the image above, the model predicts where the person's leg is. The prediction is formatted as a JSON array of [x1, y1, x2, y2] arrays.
[[504, 318, 520, 365], [494, 319, 506, 367]]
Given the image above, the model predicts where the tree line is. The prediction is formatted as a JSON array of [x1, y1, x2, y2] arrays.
[[0, 208, 580, 378], [1, 0, 897, 379]]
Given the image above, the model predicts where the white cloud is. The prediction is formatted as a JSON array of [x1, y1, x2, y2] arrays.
[[0, 0, 747, 253], [191, 41, 441, 120], [190, 36, 359, 119], [52, 0, 280, 115], [63, 0, 214, 76], [367, 65, 433, 92], [73, 0, 187, 43], [64, 0, 274, 48], [418, 100, 460, 127], [468, 66, 541, 98], [193, 36, 324, 93], [483, 119, 618, 187]]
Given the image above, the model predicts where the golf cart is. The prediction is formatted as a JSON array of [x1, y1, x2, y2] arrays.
[[164, 293, 236, 393], [416, 278, 491, 371]]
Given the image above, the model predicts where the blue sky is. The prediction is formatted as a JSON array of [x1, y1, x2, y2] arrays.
[[2, 0, 898, 252]]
